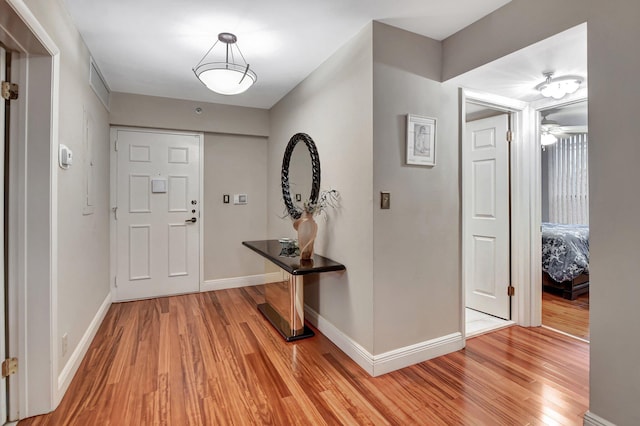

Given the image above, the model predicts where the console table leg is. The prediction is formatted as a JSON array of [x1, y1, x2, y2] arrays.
[[258, 272, 315, 342], [290, 274, 304, 334]]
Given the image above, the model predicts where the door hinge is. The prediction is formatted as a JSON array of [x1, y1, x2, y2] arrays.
[[114, 276, 118, 288], [114, 139, 119, 151], [507, 285, 515, 297], [1, 81, 19, 100], [506, 130, 513, 143], [112, 206, 118, 220], [2, 358, 18, 378], [1, 81, 18, 100]]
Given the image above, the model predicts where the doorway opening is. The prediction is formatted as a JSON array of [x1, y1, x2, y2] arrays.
[[538, 100, 590, 341], [451, 23, 588, 341], [462, 97, 522, 337]]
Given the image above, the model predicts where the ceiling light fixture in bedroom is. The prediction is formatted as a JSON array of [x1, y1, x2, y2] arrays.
[[541, 131, 558, 147], [193, 32, 257, 96], [535, 72, 582, 100]]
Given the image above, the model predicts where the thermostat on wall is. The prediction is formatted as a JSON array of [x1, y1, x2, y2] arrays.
[[59, 144, 73, 169], [233, 194, 248, 205]]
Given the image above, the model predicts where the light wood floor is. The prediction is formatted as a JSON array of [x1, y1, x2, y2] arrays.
[[542, 290, 590, 340], [20, 286, 589, 425]]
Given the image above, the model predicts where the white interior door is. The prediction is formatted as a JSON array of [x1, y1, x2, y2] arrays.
[[114, 128, 201, 301], [463, 113, 511, 319], [0, 45, 7, 424]]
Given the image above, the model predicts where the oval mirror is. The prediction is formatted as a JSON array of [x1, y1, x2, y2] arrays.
[[289, 143, 313, 212], [281, 133, 320, 220]]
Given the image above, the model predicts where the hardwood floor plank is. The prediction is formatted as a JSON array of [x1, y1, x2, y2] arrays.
[[542, 290, 589, 340], [19, 287, 589, 425]]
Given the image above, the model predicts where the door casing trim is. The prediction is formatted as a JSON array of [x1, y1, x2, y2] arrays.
[[460, 88, 536, 341]]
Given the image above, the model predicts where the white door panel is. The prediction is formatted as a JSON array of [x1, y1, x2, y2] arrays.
[[115, 129, 201, 300], [464, 114, 510, 319]]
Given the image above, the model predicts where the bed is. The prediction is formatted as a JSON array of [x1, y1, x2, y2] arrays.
[[542, 222, 590, 300]]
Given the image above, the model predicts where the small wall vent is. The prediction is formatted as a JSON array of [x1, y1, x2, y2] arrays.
[[89, 57, 110, 110]]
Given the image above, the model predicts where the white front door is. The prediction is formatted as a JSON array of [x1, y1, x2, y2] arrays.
[[114, 128, 202, 301], [463, 114, 511, 319]]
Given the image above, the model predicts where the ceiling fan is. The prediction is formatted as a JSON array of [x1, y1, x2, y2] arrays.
[[540, 112, 588, 138]]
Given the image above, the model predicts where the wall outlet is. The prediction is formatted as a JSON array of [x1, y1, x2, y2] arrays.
[[62, 333, 68, 357]]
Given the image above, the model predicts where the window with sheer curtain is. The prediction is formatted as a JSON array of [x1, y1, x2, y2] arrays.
[[547, 134, 589, 225]]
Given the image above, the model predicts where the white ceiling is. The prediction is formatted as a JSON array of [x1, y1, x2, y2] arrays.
[[62, 0, 512, 109], [457, 23, 587, 125], [451, 24, 587, 103]]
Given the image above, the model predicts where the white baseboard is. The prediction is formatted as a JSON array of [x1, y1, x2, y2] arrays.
[[372, 332, 464, 376], [201, 272, 282, 292], [56, 292, 112, 403], [304, 305, 375, 375], [305, 305, 464, 377], [584, 411, 617, 426]]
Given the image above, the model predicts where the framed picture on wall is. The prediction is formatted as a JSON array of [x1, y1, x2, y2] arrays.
[[406, 114, 436, 166]]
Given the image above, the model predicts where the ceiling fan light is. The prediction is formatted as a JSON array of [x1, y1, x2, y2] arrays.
[[541, 132, 558, 146]]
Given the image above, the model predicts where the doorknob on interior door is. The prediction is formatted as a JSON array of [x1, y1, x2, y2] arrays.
[[185, 217, 197, 223]]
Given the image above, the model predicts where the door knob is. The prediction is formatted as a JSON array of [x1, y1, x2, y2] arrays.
[[185, 217, 197, 223]]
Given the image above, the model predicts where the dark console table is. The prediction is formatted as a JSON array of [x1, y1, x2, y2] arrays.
[[242, 240, 345, 341]]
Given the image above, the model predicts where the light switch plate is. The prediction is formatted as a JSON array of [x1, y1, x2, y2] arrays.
[[234, 194, 247, 205], [381, 192, 390, 209]]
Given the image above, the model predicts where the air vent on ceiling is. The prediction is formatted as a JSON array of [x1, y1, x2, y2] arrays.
[[89, 57, 110, 110]]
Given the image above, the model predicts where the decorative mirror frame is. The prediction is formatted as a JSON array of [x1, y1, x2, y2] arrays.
[[281, 133, 321, 220]]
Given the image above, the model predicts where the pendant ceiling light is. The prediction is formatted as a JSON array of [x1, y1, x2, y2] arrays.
[[535, 72, 582, 100], [193, 32, 257, 96]]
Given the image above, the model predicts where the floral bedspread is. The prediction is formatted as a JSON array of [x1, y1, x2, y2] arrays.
[[542, 222, 590, 282]]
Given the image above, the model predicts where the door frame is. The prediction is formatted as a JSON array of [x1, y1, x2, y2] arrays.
[[1, 44, 7, 426], [529, 90, 589, 328], [461, 88, 537, 337], [1, 0, 62, 417], [109, 126, 205, 301]]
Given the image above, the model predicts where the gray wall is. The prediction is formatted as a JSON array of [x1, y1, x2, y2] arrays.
[[110, 92, 269, 137], [203, 133, 268, 280], [24, 0, 111, 377], [444, 1, 640, 423], [109, 93, 270, 282], [268, 24, 375, 352], [371, 23, 460, 353], [268, 22, 461, 358]]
